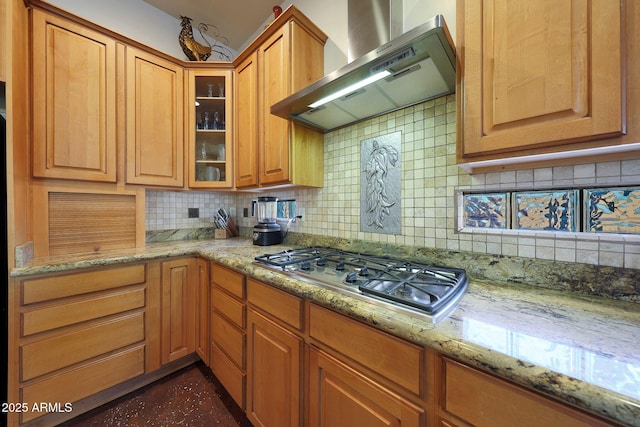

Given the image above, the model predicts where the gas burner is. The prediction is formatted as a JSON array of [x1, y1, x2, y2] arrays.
[[254, 247, 468, 321], [395, 284, 414, 298]]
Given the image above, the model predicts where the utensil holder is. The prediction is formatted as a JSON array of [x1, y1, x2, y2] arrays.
[[214, 229, 230, 239]]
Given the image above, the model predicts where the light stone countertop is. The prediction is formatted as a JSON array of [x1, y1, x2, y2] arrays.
[[11, 238, 640, 427]]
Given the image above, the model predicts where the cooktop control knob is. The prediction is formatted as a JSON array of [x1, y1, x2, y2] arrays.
[[345, 272, 358, 283]]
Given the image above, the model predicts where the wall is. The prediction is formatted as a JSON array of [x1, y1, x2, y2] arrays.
[[269, 0, 456, 75], [146, 191, 236, 232], [44, 0, 203, 60], [43, 0, 456, 75], [145, 94, 640, 269], [46, 0, 639, 270], [229, 96, 640, 270]]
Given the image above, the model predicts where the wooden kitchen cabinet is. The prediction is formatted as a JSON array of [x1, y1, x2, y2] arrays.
[[246, 278, 304, 427], [210, 262, 247, 409], [31, 8, 118, 182], [457, 0, 626, 163], [13, 263, 149, 424], [195, 258, 210, 365], [234, 51, 259, 188], [435, 355, 616, 427], [307, 303, 426, 426], [31, 6, 186, 187], [160, 257, 196, 364], [308, 346, 424, 427], [233, 7, 327, 189], [308, 303, 425, 398], [186, 68, 234, 188], [126, 47, 184, 187]]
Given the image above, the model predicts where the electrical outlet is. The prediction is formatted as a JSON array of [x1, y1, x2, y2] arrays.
[[243, 208, 249, 217], [188, 208, 199, 218]]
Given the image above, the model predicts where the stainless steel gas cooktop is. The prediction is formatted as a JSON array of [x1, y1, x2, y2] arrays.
[[254, 247, 468, 322]]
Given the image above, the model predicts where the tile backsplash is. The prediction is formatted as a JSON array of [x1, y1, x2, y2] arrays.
[[146, 191, 236, 231], [147, 95, 640, 270]]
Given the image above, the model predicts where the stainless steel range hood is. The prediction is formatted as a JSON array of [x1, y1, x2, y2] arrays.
[[271, 14, 456, 133]]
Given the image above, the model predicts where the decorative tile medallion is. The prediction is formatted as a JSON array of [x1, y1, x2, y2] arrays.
[[360, 131, 402, 234], [515, 190, 578, 232], [277, 199, 296, 219], [585, 187, 640, 233], [462, 193, 509, 229]]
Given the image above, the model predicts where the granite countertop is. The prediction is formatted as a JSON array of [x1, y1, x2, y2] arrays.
[[11, 238, 640, 427]]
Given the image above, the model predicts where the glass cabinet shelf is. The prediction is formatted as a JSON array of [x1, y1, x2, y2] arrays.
[[187, 69, 232, 188]]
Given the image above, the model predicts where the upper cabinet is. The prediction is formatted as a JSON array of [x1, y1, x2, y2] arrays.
[[234, 52, 259, 188], [457, 0, 631, 165], [29, 4, 330, 190], [30, 8, 186, 187], [31, 8, 118, 182], [126, 47, 184, 187], [186, 68, 234, 189], [233, 7, 327, 189]]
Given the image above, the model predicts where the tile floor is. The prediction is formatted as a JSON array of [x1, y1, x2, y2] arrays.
[[60, 362, 252, 426]]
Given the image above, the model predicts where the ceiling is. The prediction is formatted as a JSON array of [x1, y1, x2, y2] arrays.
[[143, 0, 279, 54]]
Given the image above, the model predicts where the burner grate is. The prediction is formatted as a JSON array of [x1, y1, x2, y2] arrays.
[[254, 247, 468, 317]]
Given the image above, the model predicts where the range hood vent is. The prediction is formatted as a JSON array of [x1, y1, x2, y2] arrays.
[[271, 14, 456, 133]]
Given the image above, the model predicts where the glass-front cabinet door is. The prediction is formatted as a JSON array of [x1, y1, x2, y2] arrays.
[[186, 68, 233, 188]]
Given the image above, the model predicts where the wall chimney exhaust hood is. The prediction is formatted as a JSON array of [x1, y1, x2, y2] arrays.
[[271, 14, 456, 133]]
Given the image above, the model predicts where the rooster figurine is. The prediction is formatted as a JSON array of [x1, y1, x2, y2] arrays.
[[179, 16, 212, 61]]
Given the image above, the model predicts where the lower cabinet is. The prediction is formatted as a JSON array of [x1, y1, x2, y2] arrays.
[[160, 257, 197, 364], [436, 356, 615, 427], [308, 346, 424, 427], [195, 258, 210, 365], [210, 262, 247, 409], [246, 279, 304, 427], [307, 303, 426, 427], [11, 258, 620, 427], [13, 263, 149, 424], [10, 257, 200, 426], [246, 309, 303, 427]]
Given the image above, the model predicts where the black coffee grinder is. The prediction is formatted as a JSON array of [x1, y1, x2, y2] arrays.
[[253, 196, 282, 246]]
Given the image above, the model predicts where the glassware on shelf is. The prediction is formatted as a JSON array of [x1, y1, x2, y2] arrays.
[[213, 111, 221, 130], [218, 82, 224, 97], [207, 83, 214, 97], [200, 141, 207, 160], [203, 112, 210, 130], [205, 166, 220, 181], [196, 112, 203, 129], [217, 144, 225, 161]]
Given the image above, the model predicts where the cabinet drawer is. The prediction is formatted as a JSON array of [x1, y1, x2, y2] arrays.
[[309, 304, 424, 396], [211, 311, 245, 369], [211, 263, 245, 299], [247, 278, 303, 330], [211, 343, 245, 409], [21, 312, 145, 381], [211, 286, 244, 328], [21, 264, 146, 304], [442, 358, 611, 427], [22, 288, 145, 336], [21, 345, 145, 423]]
